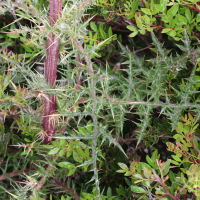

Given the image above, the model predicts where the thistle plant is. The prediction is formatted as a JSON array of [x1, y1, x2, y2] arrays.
[[0, 0, 200, 199]]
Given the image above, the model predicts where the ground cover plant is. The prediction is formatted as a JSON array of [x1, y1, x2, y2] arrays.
[[0, 0, 200, 199]]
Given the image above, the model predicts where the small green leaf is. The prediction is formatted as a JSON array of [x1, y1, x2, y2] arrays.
[[116, 186, 126, 197], [43, 145, 54, 149], [162, 159, 171, 176], [58, 162, 75, 169], [171, 160, 179, 165], [107, 187, 112, 199], [196, 14, 200, 22], [146, 155, 154, 167], [172, 155, 181, 162], [161, 28, 172, 33], [113, 34, 117, 40], [22, 45, 33, 53], [0, 88, 2, 99], [174, 26, 182, 31], [141, 8, 151, 15], [108, 27, 113, 38], [78, 126, 88, 135], [176, 153, 182, 158], [169, 170, 175, 183], [76, 146, 86, 159], [152, 150, 160, 161], [73, 151, 83, 163], [160, 0, 167, 12], [133, 174, 143, 179], [116, 169, 126, 173], [129, 31, 138, 37], [177, 15, 187, 25], [161, 15, 169, 23], [67, 168, 76, 176], [132, 0, 139, 13], [139, 29, 146, 35], [60, 139, 66, 147], [167, 4, 179, 16], [140, 163, 152, 171], [169, 15, 174, 28], [127, 25, 137, 32], [145, 1, 149, 9], [51, 141, 59, 148], [130, 186, 147, 193], [150, 0, 154, 10], [7, 33, 20, 38], [59, 149, 65, 157], [185, 9, 192, 21], [67, 151, 72, 158], [90, 22, 97, 32], [143, 15, 151, 25], [193, 138, 199, 151], [61, 195, 65, 200], [99, 27, 107, 39], [177, 122, 183, 132], [57, 98, 62, 110], [3, 73, 11, 91], [173, 134, 183, 139], [154, 135, 159, 143], [118, 163, 128, 170], [181, 172, 186, 184], [24, 138, 31, 142], [93, 33, 97, 41], [168, 30, 176, 37], [48, 148, 60, 155], [124, 171, 132, 176], [152, 10, 159, 15]]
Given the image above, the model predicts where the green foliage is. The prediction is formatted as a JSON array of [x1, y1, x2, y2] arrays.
[[118, 113, 200, 199], [0, 0, 200, 199], [95, 0, 200, 42]]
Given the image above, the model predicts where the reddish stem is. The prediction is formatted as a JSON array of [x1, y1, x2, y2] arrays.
[[0, 15, 11, 24], [140, 0, 146, 7], [181, 152, 196, 164], [192, 140, 200, 164], [0, 167, 35, 181], [183, 3, 200, 12], [55, 180, 80, 200], [186, 61, 191, 73], [43, 0, 62, 144], [152, 171, 180, 200]]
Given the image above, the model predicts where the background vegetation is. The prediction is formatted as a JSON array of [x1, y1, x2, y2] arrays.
[[0, 0, 200, 199]]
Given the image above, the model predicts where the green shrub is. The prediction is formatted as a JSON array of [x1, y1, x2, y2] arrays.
[[0, 0, 200, 199]]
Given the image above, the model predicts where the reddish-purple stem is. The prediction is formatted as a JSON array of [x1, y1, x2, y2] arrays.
[[0, 167, 35, 181], [192, 141, 200, 164], [55, 180, 80, 200], [43, 0, 62, 144]]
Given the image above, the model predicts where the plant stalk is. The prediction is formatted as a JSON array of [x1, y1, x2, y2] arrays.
[[43, 0, 62, 144]]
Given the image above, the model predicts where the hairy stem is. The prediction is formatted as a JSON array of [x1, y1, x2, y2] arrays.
[[72, 37, 100, 199], [35, 164, 53, 191], [43, 0, 62, 144]]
